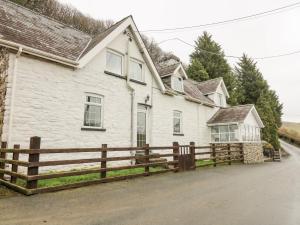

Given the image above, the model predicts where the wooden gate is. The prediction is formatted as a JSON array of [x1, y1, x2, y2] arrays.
[[178, 145, 195, 171]]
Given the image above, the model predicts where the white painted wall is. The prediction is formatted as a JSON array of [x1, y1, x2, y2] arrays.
[[1, 29, 216, 171]]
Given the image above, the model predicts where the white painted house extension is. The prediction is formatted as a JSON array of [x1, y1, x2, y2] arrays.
[[0, 0, 264, 159]]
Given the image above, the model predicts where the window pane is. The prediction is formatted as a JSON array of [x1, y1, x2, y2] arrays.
[[107, 51, 122, 75], [86, 96, 101, 104], [220, 133, 229, 142], [211, 133, 220, 142], [229, 124, 238, 132], [130, 60, 143, 81], [230, 132, 239, 142], [211, 126, 219, 133], [84, 104, 101, 127], [219, 125, 229, 133], [173, 118, 181, 133]]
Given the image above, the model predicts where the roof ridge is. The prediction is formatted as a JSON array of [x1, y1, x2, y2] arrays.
[[198, 77, 223, 84], [159, 62, 181, 69], [223, 104, 254, 109], [2, 0, 92, 37]]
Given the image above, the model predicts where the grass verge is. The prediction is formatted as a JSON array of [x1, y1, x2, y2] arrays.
[[17, 166, 165, 188]]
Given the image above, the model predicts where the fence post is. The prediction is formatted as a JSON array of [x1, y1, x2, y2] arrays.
[[144, 144, 150, 175], [227, 144, 231, 165], [26, 137, 40, 189], [0, 142, 7, 180], [240, 143, 244, 163], [101, 144, 107, 179], [10, 144, 20, 183], [212, 144, 216, 167], [173, 142, 179, 172], [190, 142, 196, 170]]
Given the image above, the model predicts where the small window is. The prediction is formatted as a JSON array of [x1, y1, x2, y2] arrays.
[[217, 93, 223, 107], [173, 111, 182, 134], [172, 76, 184, 92], [130, 59, 143, 82], [84, 94, 103, 128], [106, 50, 122, 75]]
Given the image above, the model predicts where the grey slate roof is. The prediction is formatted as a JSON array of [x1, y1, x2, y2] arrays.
[[207, 105, 254, 124], [157, 63, 180, 77], [196, 77, 222, 95], [184, 79, 215, 105], [0, 0, 92, 61], [0, 0, 126, 61]]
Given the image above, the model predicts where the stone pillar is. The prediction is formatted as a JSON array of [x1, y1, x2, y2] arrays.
[[243, 143, 264, 164]]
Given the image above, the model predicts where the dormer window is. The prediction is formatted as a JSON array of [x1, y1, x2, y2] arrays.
[[217, 93, 224, 107], [171, 76, 184, 92]]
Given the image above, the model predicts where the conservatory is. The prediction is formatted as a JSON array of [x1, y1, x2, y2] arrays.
[[207, 105, 264, 143]]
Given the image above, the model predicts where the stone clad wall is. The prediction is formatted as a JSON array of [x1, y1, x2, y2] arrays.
[[0, 47, 9, 141], [243, 143, 264, 164]]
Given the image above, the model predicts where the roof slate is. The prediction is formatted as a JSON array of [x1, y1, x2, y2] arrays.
[[207, 105, 254, 124], [0, 0, 128, 62], [0, 0, 92, 61], [184, 79, 215, 105], [196, 78, 222, 95], [157, 63, 180, 77]]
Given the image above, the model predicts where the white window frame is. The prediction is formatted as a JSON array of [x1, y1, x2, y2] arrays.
[[171, 76, 184, 92], [130, 58, 144, 82], [211, 124, 239, 143], [83, 93, 104, 128], [106, 49, 123, 76], [173, 110, 183, 134]]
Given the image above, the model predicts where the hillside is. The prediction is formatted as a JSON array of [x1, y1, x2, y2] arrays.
[[279, 121, 300, 145]]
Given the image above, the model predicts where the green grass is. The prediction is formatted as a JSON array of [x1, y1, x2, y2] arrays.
[[17, 166, 165, 188], [196, 159, 214, 167]]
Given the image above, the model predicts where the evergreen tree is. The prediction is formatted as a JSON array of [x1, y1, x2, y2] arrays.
[[235, 54, 268, 104], [235, 54, 282, 149], [187, 58, 209, 81], [256, 92, 280, 149], [188, 31, 239, 105]]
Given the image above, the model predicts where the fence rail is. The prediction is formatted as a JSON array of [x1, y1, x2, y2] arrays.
[[0, 137, 244, 195]]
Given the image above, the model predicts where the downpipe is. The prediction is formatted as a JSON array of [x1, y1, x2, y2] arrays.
[[7, 47, 23, 147], [124, 31, 135, 164]]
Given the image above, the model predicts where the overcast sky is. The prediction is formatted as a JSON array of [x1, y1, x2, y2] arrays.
[[59, 0, 300, 122]]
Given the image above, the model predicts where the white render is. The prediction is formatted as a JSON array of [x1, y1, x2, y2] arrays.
[[2, 30, 216, 151]]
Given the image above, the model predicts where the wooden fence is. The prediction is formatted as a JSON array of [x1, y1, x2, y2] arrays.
[[0, 137, 244, 195]]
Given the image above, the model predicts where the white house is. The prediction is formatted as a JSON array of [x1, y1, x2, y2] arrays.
[[0, 0, 264, 164]]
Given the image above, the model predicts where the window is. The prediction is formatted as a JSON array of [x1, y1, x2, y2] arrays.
[[211, 124, 238, 142], [106, 50, 122, 75], [240, 125, 261, 142], [217, 93, 223, 107], [130, 59, 143, 82], [172, 76, 184, 92], [173, 111, 182, 134], [83, 94, 103, 128]]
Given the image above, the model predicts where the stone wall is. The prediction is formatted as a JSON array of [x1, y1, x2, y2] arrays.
[[0, 47, 9, 141], [243, 143, 264, 164]]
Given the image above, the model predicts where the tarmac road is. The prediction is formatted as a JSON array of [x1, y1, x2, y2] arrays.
[[1, 140, 300, 225]]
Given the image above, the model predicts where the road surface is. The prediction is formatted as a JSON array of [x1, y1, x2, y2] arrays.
[[1, 140, 300, 225]]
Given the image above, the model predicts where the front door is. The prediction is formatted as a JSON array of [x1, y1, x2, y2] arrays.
[[137, 105, 147, 147]]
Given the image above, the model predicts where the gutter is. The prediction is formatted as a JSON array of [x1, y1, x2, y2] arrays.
[[7, 47, 23, 147], [0, 39, 79, 68], [185, 96, 215, 108]]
